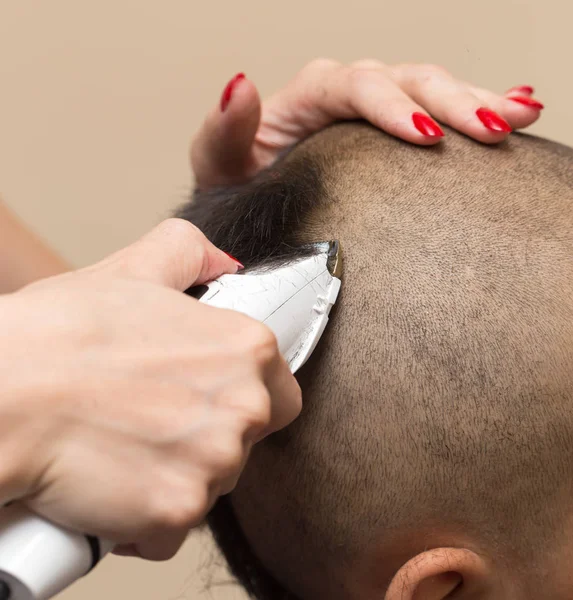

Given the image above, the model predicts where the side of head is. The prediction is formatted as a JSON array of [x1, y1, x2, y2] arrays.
[[179, 123, 573, 600]]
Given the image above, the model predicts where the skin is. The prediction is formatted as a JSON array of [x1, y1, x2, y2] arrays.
[[349, 526, 526, 599], [384, 548, 498, 600], [191, 59, 542, 187], [0, 200, 69, 293], [0, 219, 301, 561], [219, 123, 573, 600], [0, 59, 543, 562]]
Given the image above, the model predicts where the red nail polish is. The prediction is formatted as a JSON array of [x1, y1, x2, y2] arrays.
[[220, 73, 246, 112], [508, 96, 544, 110], [506, 85, 534, 96], [412, 112, 445, 137], [476, 108, 512, 133], [224, 251, 244, 270]]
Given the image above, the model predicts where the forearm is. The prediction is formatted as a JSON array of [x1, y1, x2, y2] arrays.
[[0, 200, 70, 293]]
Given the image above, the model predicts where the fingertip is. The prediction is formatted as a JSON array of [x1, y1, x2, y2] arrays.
[[506, 93, 544, 109], [467, 84, 541, 132], [384, 113, 445, 147], [192, 76, 261, 188], [222, 251, 245, 271], [499, 97, 543, 130], [505, 85, 534, 96], [220, 73, 246, 112], [457, 130, 510, 145], [476, 132, 511, 145], [457, 123, 510, 145], [217, 76, 261, 149], [216, 251, 244, 277], [114, 219, 241, 289], [196, 248, 242, 285], [463, 124, 511, 145], [389, 128, 444, 147], [412, 112, 444, 137], [220, 75, 260, 117], [411, 134, 444, 146]]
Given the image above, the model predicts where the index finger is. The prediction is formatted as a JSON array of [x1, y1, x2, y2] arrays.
[[258, 59, 444, 152], [94, 219, 242, 290]]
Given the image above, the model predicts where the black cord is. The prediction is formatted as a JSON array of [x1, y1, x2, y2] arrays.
[[0, 580, 11, 600]]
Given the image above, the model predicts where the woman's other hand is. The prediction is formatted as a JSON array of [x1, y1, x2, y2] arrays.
[[191, 60, 542, 188]]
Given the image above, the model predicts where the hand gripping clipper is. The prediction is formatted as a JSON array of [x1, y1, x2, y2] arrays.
[[0, 240, 342, 600]]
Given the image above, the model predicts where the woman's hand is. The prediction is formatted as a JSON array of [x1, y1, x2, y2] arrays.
[[191, 59, 543, 188], [0, 219, 301, 561]]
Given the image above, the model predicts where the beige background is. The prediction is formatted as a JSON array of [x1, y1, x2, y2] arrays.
[[0, 0, 570, 598]]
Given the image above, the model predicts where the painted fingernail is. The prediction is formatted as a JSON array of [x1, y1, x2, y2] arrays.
[[412, 112, 444, 138], [508, 96, 544, 110], [224, 251, 244, 270], [476, 108, 512, 133], [220, 73, 246, 112], [506, 85, 534, 95]]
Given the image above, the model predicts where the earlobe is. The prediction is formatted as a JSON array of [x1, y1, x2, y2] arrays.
[[385, 547, 490, 600]]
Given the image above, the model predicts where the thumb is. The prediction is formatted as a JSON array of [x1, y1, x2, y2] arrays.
[[191, 74, 261, 188], [96, 219, 243, 290]]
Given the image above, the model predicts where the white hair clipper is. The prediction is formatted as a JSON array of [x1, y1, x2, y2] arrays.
[[0, 240, 342, 600]]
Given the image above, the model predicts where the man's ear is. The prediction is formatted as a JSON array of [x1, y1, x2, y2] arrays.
[[385, 547, 492, 600]]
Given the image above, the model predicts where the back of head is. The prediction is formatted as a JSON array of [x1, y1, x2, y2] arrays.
[[179, 123, 573, 600]]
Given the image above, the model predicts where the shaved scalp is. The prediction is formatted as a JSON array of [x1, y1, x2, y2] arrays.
[[178, 123, 573, 599]]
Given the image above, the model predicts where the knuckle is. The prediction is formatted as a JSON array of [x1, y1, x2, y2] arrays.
[[148, 488, 207, 530], [392, 63, 451, 87], [208, 437, 244, 473], [242, 388, 272, 431], [249, 323, 279, 364], [348, 66, 379, 92], [159, 218, 202, 241], [420, 63, 450, 80], [303, 57, 341, 75], [350, 58, 386, 71], [232, 319, 278, 365], [389, 62, 412, 81]]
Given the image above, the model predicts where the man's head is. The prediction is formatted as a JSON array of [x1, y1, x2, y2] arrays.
[[179, 122, 573, 599]]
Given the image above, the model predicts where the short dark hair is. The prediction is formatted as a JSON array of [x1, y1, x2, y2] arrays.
[[178, 122, 573, 599]]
